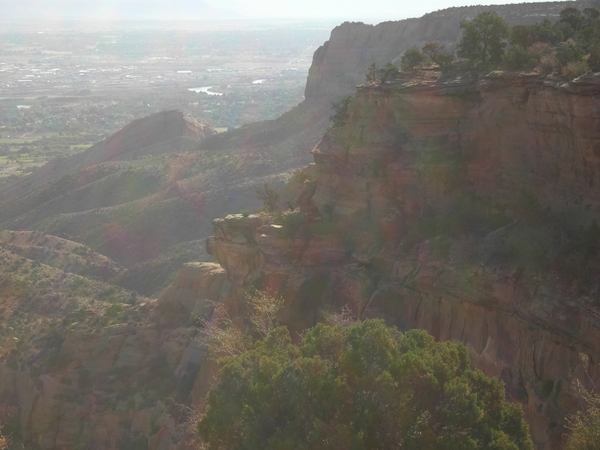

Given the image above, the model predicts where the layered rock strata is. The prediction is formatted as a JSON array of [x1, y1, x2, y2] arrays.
[[305, 0, 600, 100], [0, 262, 227, 450], [208, 71, 600, 450]]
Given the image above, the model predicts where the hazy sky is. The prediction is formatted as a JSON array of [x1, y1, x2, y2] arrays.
[[4, 0, 561, 23], [205, 0, 554, 21]]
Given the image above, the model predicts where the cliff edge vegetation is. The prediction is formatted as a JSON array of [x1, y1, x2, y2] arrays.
[[206, 65, 600, 449]]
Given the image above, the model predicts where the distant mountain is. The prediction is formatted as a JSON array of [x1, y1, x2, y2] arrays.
[[0, 106, 327, 295], [3, 0, 242, 20], [1, 110, 216, 199]]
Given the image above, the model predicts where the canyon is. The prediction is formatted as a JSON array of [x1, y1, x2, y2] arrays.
[[207, 70, 600, 449], [2, 2, 600, 449]]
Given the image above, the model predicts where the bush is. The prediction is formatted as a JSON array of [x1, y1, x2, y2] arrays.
[[400, 48, 426, 70], [503, 45, 538, 70], [556, 40, 586, 66], [365, 63, 378, 81], [435, 52, 456, 72], [565, 377, 600, 449], [458, 11, 509, 68], [366, 63, 401, 82], [540, 54, 559, 74], [329, 95, 354, 128], [422, 42, 446, 63], [510, 21, 563, 48], [563, 60, 589, 80], [422, 42, 456, 72], [529, 42, 558, 73], [256, 182, 280, 212], [198, 320, 533, 450], [378, 62, 400, 82], [587, 43, 600, 71]]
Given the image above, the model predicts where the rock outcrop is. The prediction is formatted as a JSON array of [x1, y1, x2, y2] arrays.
[[157, 262, 229, 317], [207, 71, 600, 450], [305, 0, 600, 100], [0, 262, 227, 450], [0, 101, 328, 294]]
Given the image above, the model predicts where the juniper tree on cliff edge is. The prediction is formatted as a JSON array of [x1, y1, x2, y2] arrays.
[[198, 320, 533, 450], [458, 11, 510, 68]]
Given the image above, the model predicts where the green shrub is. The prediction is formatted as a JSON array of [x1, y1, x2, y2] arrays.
[[329, 95, 354, 128], [198, 321, 533, 450], [400, 48, 426, 70], [378, 62, 400, 82], [105, 303, 124, 317], [290, 165, 317, 185], [510, 21, 564, 47], [556, 40, 586, 66], [565, 380, 600, 450], [503, 45, 538, 70], [275, 210, 305, 238], [365, 62, 402, 81], [422, 42, 456, 72], [587, 43, 600, 71], [457, 11, 510, 68]]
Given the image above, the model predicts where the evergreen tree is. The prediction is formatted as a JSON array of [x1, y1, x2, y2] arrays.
[[198, 320, 533, 450], [457, 11, 510, 68]]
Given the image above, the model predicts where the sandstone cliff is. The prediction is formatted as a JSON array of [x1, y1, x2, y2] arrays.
[[0, 102, 329, 296], [207, 71, 600, 450], [305, 0, 600, 100], [6, 4, 600, 449], [0, 262, 227, 450]]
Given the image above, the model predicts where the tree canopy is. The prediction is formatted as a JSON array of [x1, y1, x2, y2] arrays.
[[400, 48, 427, 70], [565, 380, 600, 450], [457, 11, 510, 67], [198, 320, 533, 450], [329, 95, 354, 128]]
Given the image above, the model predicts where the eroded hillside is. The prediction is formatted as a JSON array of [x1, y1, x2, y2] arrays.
[[3, 2, 600, 449], [207, 70, 600, 450], [0, 105, 330, 296]]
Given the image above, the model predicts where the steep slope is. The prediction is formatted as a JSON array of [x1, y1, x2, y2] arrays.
[[0, 230, 122, 280], [5, 3, 600, 448], [1, 110, 215, 199], [0, 258, 227, 450], [0, 102, 329, 296], [206, 71, 600, 450], [1, 1, 594, 298], [305, 0, 600, 100]]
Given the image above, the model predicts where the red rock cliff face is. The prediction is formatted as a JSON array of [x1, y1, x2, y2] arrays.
[[0, 263, 227, 450], [305, 0, 600, 100], [207, 72, 600, 450], [313, 72, 600, 211]]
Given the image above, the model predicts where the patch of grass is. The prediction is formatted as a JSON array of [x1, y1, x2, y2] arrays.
[[0, 138, 35, 145], [105, 303, 125, 317]]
